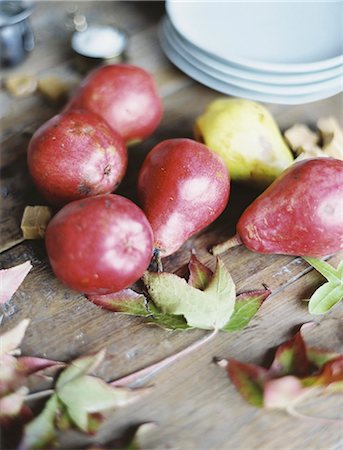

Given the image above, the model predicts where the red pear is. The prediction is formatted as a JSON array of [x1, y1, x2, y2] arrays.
[[137, 138, 230, 257], [66, 64, 163, 144], [45, 194, 153, 295], [213, 158, 343, 257], [27, 109, 127, 206]]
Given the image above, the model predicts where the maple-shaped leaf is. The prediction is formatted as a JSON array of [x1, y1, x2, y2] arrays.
[[0, 261, 32, 305], [0, 321, 62, 426], [19, 394, 59, 450], [86, 255, 269, 332], [219, 324, 343, 415], [143, 257, 236, 330], [57, 375, 144, 432], [303, 257, 343, 314]]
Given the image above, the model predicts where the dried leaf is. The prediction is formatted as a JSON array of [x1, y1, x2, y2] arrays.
[[0, 262, 32, 305], [143, 257, 235, 330], [223, 289, 271, 332], [303, 257, 343, 314]]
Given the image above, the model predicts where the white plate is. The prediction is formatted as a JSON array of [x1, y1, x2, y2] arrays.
[[159, 24, 343, 105], [163, 17, 343, 86], [162, 18, 343, 96], [166, 0, 343, 73]]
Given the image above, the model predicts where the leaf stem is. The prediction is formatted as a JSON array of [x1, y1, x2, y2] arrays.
[[148, 248, 163, 273], [211, 234, 242, 256], [25, 389, 55, 402], [112, 329, 218, 388]]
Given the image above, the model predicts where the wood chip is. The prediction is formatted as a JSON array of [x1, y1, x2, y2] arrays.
[[21, 206, 53, 239], [38, 76, 72, 103], [4, 74, 38, 97]]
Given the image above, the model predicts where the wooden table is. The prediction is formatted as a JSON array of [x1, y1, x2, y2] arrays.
[[1, 2, 342, 449]]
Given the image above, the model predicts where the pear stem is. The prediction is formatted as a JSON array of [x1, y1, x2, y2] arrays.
[[111, 329, 218, 388], [211, 234, 243, 255]]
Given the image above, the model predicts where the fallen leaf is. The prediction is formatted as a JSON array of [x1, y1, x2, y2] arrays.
[[87, 255, 268, 332], [0, 262, 32, 305], [223, 289, 271, 332], [144, 257, 235, 330], [57, 375, 143, 432], [19, 394, 59, 450], [188, 252, 212, 290], [219, 325, 343, 415], [227, 359, 269, 407], [0, 319, 30, 354], [87, 289, 148, 316], [303, 257, 343, 314]]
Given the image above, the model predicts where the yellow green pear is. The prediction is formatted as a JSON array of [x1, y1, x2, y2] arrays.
[[194, 98, 294, 187]]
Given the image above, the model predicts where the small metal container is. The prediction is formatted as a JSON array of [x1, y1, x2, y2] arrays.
[[71, 21, 127, 73], [0, 0, 34, 67]]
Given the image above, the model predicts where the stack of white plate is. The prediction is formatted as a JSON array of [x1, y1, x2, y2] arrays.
[[159, 1, 343, 104]]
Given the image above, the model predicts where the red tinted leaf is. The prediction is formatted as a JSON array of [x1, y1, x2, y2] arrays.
[[86, 289, 148, 316], [306, 347, 339, 369], [303, 356, 343, 390], [17, 357, 64, 376], [227, 359, 269, 407], [223, 288, 271, 332], [269, 330, 310, 377], [264, 376, 305, 409], [0, 261, 32, 304], [0, 387, 29, 423], [188, 253, 213, 290]]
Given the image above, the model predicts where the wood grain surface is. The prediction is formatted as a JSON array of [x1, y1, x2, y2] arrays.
[[1, 2, 342, 449]]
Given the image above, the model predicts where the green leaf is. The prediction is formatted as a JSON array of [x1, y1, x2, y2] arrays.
[[143, 257, 236, 330], [188, 253, 212, 290], [56, 350, 105, 389], [57, 375, 143, 432], [303, 257, 341, 284], [306, 347, 339, 369], [338, 259, 343, 276], [86, 289, 149, 316], [146, 302, 190, 330], [20, 394, 59, 450], [308, 282, 343, 315], [223, 289, 271, 332], [227, 359, 268, 407]]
